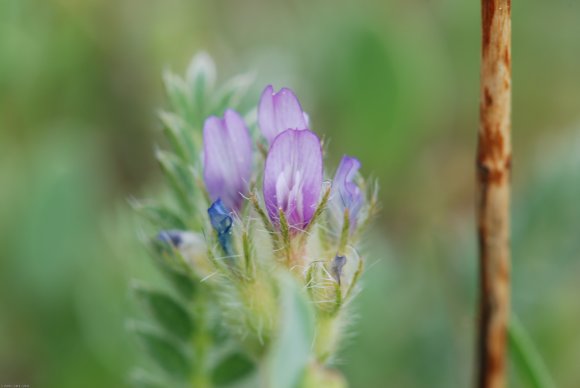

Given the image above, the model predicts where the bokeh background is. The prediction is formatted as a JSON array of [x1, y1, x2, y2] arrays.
[[1, 0, 579, 387]]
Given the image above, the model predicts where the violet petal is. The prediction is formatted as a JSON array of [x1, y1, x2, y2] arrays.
[[333, 155, 363, 229], [258, 85, 309, 145], [203, 109, 253, 211], [263, 129, 323, 230]]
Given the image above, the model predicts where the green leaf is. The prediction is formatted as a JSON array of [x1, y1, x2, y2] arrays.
[[163, 266, 197, 300], [163, 71, 192, 121], [149, 238, 188, 269], [129, 369, 170, 388], [147, 236, 198, 300], [267, 273, 315, 388], [155, 150, 194, 214], [159, 111, 197, 163], [208, 320, 229, 345], [186, 52, 216, 118], [132, 324, 192, 381], [212, 73, 254, 115], [211, 352, 256, 386], [130, 200, 187, 230], [134, 286, 194, 341], [509, 315, 556, 388]]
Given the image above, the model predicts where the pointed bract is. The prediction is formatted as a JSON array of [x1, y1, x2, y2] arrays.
[[258, 85, 309, 145], [203, 109, 253, 211], [263, 129, 323, 231]]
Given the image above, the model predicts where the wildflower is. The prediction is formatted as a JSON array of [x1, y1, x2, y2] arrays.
[[332, 155, 363, 231], [208, 199, 234, 257], [263, 129, 323, 231], [203, 109, 253, 212], [258, 85, 309, 145], [138, 54, 379, 388]]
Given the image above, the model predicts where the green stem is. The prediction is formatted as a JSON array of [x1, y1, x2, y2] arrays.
[[508, 314, 556, 388], [191, 293, 212, 388], [313, 315, 340, 363]]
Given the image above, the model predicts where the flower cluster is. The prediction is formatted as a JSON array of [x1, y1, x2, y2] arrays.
[[203, 85, 370, 256], [132, 54, 378, 388]]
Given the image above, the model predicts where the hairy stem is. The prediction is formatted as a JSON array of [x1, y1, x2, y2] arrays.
[[313, 314, 341, 363], [476, 1, 512, 387]]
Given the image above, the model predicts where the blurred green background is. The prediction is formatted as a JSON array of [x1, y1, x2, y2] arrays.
[[1, 0, 579, 387]]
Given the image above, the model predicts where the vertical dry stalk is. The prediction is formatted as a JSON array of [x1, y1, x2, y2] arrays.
[[477, 0, 511, 387]]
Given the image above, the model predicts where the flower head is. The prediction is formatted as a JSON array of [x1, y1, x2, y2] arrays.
[[203, 109, 253, 212], [258, 85, 309, 145], [332, 156, 363, 230], [263, 129, 323, 231]]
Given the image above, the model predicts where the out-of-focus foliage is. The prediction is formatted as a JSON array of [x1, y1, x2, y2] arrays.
[[1, 0, 579, 387]]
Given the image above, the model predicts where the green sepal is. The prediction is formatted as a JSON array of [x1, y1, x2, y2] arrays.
[[303, 185, 331, 236], [337, 209, 350, 256], [250, 192, 279, 249], [344, 255, 364, 301], [278, 208, 292, 265], [242, 230, 255, 281]]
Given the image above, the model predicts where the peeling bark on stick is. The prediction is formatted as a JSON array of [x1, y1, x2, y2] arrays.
[[477, 1, 511, 388]]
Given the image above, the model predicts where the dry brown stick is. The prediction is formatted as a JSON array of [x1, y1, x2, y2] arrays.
[[476, 0, 512, 387]]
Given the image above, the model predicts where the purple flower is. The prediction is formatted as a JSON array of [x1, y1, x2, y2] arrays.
[[203, 109, 253, 211], [258, 85, 309, 145], [263, 129, 323, 231], [332, 156, 363, 230]]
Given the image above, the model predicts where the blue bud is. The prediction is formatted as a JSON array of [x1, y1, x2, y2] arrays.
[[208, 199, 233, 235], [208, 199, 234, 257]]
